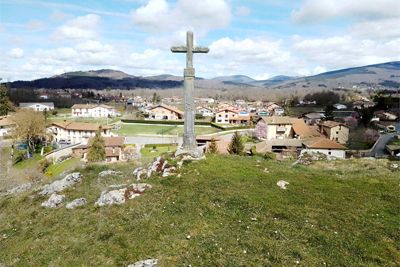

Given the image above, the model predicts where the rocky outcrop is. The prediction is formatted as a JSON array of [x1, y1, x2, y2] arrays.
[[41, 193, 65, 208], [38, 172, 82, 196], [95, 183, 152, 206], [127, 259, 158, 267], [6, 183, 33, 195], [66, 198, 87, 209]]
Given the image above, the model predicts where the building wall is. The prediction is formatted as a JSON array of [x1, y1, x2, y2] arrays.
[[51, 126, 112, 144], [149, 107, 179, 120], [324, 125, 349, 144], [266, 124, 293, 140], [301, 148, 345, 159]]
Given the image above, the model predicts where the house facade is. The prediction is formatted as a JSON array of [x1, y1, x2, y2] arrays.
[[215, 108, 250, 124], [147, 104, 184, 120], [320, 121, 350, 144], [71, 104, 117, 117], [0, 116, 12, 137], [50, 121, 114, 145], [19, 102, 54, 111], [259, 116, 293, 140], [196, 106, 214, 117], [301, 137, 348, 159]]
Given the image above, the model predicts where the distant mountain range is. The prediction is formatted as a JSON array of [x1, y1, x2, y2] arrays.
[[3, 61, 400, 91]]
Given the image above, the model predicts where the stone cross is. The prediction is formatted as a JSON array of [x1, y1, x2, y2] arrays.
[[171, 31, 209, 151]]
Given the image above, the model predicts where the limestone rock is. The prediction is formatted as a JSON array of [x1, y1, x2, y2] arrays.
[[38, 172, 82, 196], [41, 193, 65, 208], [6, 183, 33, 195], [66, 198, 87, 209], [95, 189, 126, 206], [99, 170, 124, 177], [162, 167, 176, 177], [127, 259, 158, 267]]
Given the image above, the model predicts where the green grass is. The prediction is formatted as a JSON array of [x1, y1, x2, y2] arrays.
[[140, 145, 178, 157], [45, 158, 81, 177], [119, 124, 174, 135], [119, 124, 221, 136], [0, 156, 399, 266]]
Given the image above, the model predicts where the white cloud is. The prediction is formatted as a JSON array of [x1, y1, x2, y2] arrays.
[[7, 37, 25, 45], [130, 0, 231, 34], [292, 0, 399, 25], [50, 14, 102, 42], [291, 35, 400, 69], [7, 48, 24, 58], [235, 6, 251, 17], [74, 40, 108, 52], [27, 19, 47, 31], [349, 18, 400, 40], [254, 73, 269, 80], [49, 9, 73, 22]]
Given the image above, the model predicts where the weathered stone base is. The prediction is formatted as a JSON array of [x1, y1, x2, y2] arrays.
[[175, 145, 205, 158]]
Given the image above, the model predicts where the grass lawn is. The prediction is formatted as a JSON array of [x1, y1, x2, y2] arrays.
[[140, 145, 179, 157], [171, 125, 221, 136], [118, 124, 173, 135], [45, 158, 81, 178], [0, 156, 398, 266]]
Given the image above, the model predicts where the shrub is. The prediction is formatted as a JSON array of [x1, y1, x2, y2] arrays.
[[37, 158, 52, 173], [264, 152, 277, 161]]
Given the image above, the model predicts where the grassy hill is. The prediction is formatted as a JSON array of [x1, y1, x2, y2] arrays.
[[0, 155, 399, 266]]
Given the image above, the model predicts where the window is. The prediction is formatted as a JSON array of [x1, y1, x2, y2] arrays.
[[328, 152, 331, 155], [336, 131, 339, 134], [225, 115, 228, 118]]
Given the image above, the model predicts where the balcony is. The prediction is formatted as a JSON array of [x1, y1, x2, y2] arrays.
[[276, 127, 287, 133]]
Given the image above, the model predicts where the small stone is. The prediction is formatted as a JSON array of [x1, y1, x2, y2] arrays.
[[187, 235, 191, 239], [243, 250, 247, 254]]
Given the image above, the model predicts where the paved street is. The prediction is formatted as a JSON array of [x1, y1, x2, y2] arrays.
[[364, 122, 399, 157]]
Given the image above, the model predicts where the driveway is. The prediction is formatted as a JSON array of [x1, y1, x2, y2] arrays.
[[363, 122, 399, 157]]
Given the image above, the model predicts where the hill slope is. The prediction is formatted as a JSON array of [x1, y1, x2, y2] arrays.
[[1, 155, 398, 266]]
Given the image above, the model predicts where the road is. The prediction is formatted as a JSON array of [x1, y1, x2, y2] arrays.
[[363, 122, 399, 157]]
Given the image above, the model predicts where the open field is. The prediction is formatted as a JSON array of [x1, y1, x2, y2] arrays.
[[118, 123, 222, 136], [1, 155, 398, 266]]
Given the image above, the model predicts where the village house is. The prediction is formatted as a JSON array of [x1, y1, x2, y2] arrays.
[[259, 116, 293, 140], [300, 112, 325, 125], [263, 102, 281, 110], [215, 108, 250, 124], [71, 104, 118, 118], [301, 137, 348, 159], [71, 136, 125, 162], [353, 101, 375, 109], [273, 107, 284, 116], [374, 121, 396, 132], [333, 103, 347, 110], [19, 102, 54, 111], [50, 121, 114, 145], [127, 99, 147, 107], [374, 110, 398, 121], [196, 136, 231, 154], [319, 121, 350, 144], [199, 98, 215, 104], [0, 116, 12, 137], [147, 104, 184, 120], [196, 106, 214, 117]]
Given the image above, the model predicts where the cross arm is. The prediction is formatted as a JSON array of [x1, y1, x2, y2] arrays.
[[171, 46, 187, 53], [193, 46, 209, 53]]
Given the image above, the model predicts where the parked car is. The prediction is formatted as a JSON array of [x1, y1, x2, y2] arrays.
[[59, 139, 71, 144]]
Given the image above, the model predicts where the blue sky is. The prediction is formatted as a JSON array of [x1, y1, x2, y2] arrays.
[[1, 0, 399, 82]]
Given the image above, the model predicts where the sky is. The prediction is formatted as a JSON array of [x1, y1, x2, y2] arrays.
[[1, 0, 399, 82]]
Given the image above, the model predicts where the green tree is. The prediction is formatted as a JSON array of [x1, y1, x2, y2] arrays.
[[324, 105, 334, 121], [283, 105, 293, 117], [0, 84, 13, 116], [207, 137, 219, 154], [10, 108, 47, 157], [228, 131, 244, 155], [86, 126, 106, 162]]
